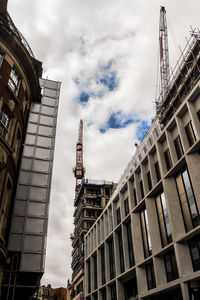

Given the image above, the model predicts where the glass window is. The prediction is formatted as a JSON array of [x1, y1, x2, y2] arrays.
[[108, 238, 115, 279], [126, 221, 134, 268], [43, 88, 57, 98], [29, 113, 39, 123], [33, 160, 49, 172], [110, 283, 117, 300], [35, 148, 51, 160], [155, 192, 172, 246], [23, 145, 34, 157], [24, 235, 43, 252], [20, 253, 41, 272], [32, 173, 48, 186], [124, 277, 138, 300], [16, 185, 29, 199], [37, 136, 52, 148], [155, 161, 161, 181], [8, 234, 22, 250], [93, 253, 97, 289], [28, 202, 45, 217], [8, 67, 21, 93], [140, 208, 152, 257], [140, 180, 144, 199], [12, 216, 24, 233], [147, 171, 152, 191], [124, 198, 129, 215], [21, 158, 32, 170], [117, 228, 125, 273], [29, 187, 47, 201], [164, 149, 173, 171], [189, 234, 200, 271], [185, 121, 196, 147], [38, 125, 53, 136], [42, 97, 56, 107], [146, 261, 156, 290], [116, 207, 121, 224], [26, 218, 44, 233], [25, 134, 36, 145], [19, 171, 30, 184], [101, 246, 105, 284], [27, 123, 37, 134], [14, 200, 26, 216], [174, 136, 184, 160], [164, 250, 179, 282], [41, 106, 55, 116], [87, 260, 91, 294], [39, 115, 54, 126], [176, 169, 199, 231], [31, 103, 40, 113], [0, 50, 4, 69]]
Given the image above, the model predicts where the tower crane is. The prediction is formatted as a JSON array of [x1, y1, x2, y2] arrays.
[[159, 6, 170, 100], [73, 119, 85, 194]]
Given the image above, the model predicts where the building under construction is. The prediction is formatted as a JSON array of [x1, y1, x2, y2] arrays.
[[84, 8, 200, 300], [70, 121, 116, 300]]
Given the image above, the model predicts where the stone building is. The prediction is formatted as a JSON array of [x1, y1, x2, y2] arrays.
[[85, 32, 200, 300]]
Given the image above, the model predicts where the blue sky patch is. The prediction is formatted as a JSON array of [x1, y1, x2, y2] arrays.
[[99, 111, 150, 140], [74, 60, 118, 106]]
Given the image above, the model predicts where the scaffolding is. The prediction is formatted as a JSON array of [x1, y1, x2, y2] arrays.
[[156, 28, 200, 125]]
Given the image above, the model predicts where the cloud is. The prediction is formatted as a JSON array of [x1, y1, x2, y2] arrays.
[[7, 0, 200, 288]]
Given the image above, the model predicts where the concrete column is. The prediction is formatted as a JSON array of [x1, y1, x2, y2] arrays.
[[128, 179, 135, 210], [104, 241, 109, 284], [131, 213, 144, 264], [156, 142, 166, 178], [174, 242, 193, 277], [119, 191, 125, 221], [185, 153, 200, 213], [113, 231, 120, 276], [176, 116, 189, 153], [121, 223, 130, 271], [135, 172, 142, 203], [136, 266, 148, 295], [165, 129, 178, 165], [181, 282, 190, 300], [116, 279, 124, 300], [153, 256, 166, 286], [187, 100, 200, 138], [163, 177, 185, 240], [148, 154, 157, 187]]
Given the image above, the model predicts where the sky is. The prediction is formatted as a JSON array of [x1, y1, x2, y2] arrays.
[[8, 0, 200, 288]]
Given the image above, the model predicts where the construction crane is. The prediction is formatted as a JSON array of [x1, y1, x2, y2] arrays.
[[73, 119, 85, 194], [159, 6, 170, 100]]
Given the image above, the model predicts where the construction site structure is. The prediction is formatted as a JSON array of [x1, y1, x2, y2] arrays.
[[73, 120, 85, 194]]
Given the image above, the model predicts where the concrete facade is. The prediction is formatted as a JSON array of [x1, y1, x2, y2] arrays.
[[85, 35, 200, 300]]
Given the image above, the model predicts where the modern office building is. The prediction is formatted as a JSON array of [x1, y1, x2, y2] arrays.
[[84, 32, 200, 299], [71, 179, 116, 300], [2, 78, 60, 299]]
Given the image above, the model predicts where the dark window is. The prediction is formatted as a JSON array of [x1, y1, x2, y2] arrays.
[[155, 192, 172, 246], [124, 277, 138, 300], [175, 168, 199, 232], [93, 253, 97, 290], [0, 49, 4, 69], [155, 161, 161, 181], [164, 149, 173, 171], [76, 281, 83, 294], [133, 188, 137, 206], [108, 238, 115, 279], [124, 198, 129, 216], [110, 283, 117, 300], [101, 246, 106, 284], [140, 209, 152, 257], [174, 136, 184, 160], [116, 207, 121, 225], [87, 260, 91, 293], [8, 66, 21, 93], [0, 110, 10, 138], [164, 250, 179, 282], [93, 293, 98, 300], [146, 261, 156, 290], [189, 234, 200, 272], [140, 180, 144, 199], [147, 171, 152, 191], [105, 187, 110, 196], [101, 288, 106, 300], [185, 121, 196, 147], [117, 228, 125, 273], [126, 221, 134, 268], [197, 110, 200, 122]]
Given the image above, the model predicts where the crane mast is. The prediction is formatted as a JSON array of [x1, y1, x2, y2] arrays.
[[74, 119, 85, 194], [159, 6, 170, 99]]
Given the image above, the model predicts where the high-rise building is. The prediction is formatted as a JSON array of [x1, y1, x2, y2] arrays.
[[84, 32, 200, 300], [71, 179, 116, 300], [0, 1, 61, 299]]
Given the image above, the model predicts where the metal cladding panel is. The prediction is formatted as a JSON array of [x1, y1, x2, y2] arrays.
[[8, 78, 61, 273]]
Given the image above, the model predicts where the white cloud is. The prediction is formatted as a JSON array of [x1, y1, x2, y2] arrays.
[[8, 0, 200, 288]]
